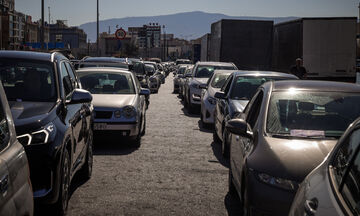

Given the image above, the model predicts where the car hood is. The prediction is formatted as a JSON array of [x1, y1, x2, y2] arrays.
[[229, 99, 249, 113], [9, 101, 57, 135], [248, 136, 337, 182], [92, 94, 137, 108]]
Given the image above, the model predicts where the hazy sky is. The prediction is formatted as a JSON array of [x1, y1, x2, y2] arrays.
[[16, 0, 359, 26]]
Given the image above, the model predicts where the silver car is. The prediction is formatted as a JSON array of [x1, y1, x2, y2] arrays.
[[200, 70, 234, 125], [184, 62, 237, 113], [289, 116, 360, 216], [77, 68, 150, 146], [173, 65, 189, 93]]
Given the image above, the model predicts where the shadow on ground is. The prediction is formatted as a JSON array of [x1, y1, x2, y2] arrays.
[[93, 135, 139, 156], [224, 192, 243, 216], [210, 141, 230, 168]]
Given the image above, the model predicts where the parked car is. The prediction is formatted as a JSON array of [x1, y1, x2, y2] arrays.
[[214, 71, 298, 157], [184, 62, 237, 113], [200, 70, 234, 125], [226, 80, 360, 216], [145, 64, 160, 93], [144, 61, 165, 84], [0, 81, 33, 216], [0, 51, 94, 215], [179, 65, 194, 98], [173, 65, 188, 93], [77, 68, 150, 147], [289, 116, 360, 216]]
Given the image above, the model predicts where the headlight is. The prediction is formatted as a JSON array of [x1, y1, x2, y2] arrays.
[[114, 110, 121, 118], [256, 172, 298, 191], [122, 106, 136, 118], [207, 96, 217, 105], [17, 122, 56, 146]]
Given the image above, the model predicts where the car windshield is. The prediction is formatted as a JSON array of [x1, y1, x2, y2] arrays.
[[145, 64, 155, 73], [0, 59, 57, 102], [194, 65, 236, 78], [267, 91, 360, 138], [230, 76, 290, 100], [211, 73, 231, 88], [78, 72, 135, 94]]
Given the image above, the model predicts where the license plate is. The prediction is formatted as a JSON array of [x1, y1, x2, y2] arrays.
[[94, 123, 107, 130]]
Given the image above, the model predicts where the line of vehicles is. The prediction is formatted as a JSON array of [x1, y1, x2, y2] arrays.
[[0, 50, 175, 215], [173, 61, 360, 215]]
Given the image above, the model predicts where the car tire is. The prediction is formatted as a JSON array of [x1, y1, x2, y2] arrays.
[[79, 130, 93, 181], [53, 148, 71, 216], [222, 129, 230, 158], [141, 115, 146, 136]]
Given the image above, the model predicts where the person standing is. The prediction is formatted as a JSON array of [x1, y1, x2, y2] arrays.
[[290, 58, 307, 79]]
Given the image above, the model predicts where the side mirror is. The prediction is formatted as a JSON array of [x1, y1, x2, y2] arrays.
[[199, 84, 207, 89], [140, 88, 150, 96], [214, 92, 226, 99], [67, 89, 92, 104], [226, 119, 253, 139]]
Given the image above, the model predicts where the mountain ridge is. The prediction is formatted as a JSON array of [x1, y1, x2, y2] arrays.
[[79, 11, 298, 42]]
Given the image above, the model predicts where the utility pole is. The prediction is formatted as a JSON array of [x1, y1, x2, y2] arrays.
[[97, 0, 99, 56], [40, 0, 45, 50], [48, 6, 51, 24]]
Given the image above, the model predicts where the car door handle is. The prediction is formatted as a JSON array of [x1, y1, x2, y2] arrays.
[[0, 174, 9, 196], [304, 198, 318, 216]]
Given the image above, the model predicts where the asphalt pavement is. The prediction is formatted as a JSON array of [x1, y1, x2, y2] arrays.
[[65, 75, 242, 216]]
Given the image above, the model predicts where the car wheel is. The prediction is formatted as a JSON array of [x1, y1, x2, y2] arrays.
[[141, 115, 146, 136], [79, 130, 93, 181], [222, 129, 230, 158], [54, 148, 71, 216]]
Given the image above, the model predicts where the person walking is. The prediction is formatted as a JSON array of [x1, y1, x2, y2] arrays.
[[290, 58, 307, 79]]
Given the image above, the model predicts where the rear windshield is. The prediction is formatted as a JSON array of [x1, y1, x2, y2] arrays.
[[178, 67, 187, 75], [78, 72, 135, 94], [194, 65, 236, 78], [230, 76, 291, 100], [0, 59, 57, 102], [211, 73, 231, 88], [267, 91, 360, 138]]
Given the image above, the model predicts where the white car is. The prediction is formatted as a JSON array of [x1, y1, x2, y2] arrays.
[[200, 70, 235, 125], [184, 62, 237, 113]]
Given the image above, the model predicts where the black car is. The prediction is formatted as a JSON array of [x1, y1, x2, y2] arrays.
[[0, 51, 94, 215], [214, 71, 298, 157]]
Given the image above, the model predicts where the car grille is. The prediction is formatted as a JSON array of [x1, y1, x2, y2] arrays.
[[95, 111, 113, 119]]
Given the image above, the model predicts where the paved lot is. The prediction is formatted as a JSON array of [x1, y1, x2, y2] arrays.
[[65, 75, 242, 216]]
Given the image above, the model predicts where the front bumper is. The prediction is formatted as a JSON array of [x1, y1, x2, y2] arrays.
[[246, 169, 296, 216], [201, 97, 215, 124]]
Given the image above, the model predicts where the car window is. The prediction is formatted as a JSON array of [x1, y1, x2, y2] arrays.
[[194, 65, 236, 78], [211, 73, 231, 89], [0, 59, 57, 102], [332, 128, 360, 215], [223, 75, 234, 95], [0, 101, 10, 152], [246, 90, 264, 128], [60, 62, 74, 98], [65, 62, 78, 89]]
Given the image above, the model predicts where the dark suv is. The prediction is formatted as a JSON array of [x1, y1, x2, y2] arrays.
[[0, 51, 94, 215]]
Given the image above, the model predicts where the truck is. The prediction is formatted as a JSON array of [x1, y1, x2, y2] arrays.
[[272, 17, 357, 80], [210, 19, 274, 70]]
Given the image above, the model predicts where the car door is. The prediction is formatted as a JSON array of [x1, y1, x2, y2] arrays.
[[215, 75, 233, 138], [231, 89, 264, 187], [60, 61, 84, 167]]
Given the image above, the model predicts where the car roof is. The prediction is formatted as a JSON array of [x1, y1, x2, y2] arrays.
[[231, 70, 298, 78], [195, 61, 235, 66], [213, 70, 237, 75], [83, 57, 127, 63], [0, 50, 67, 62], [270, 80, 360, 92], [76, 67, 131, 74]]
